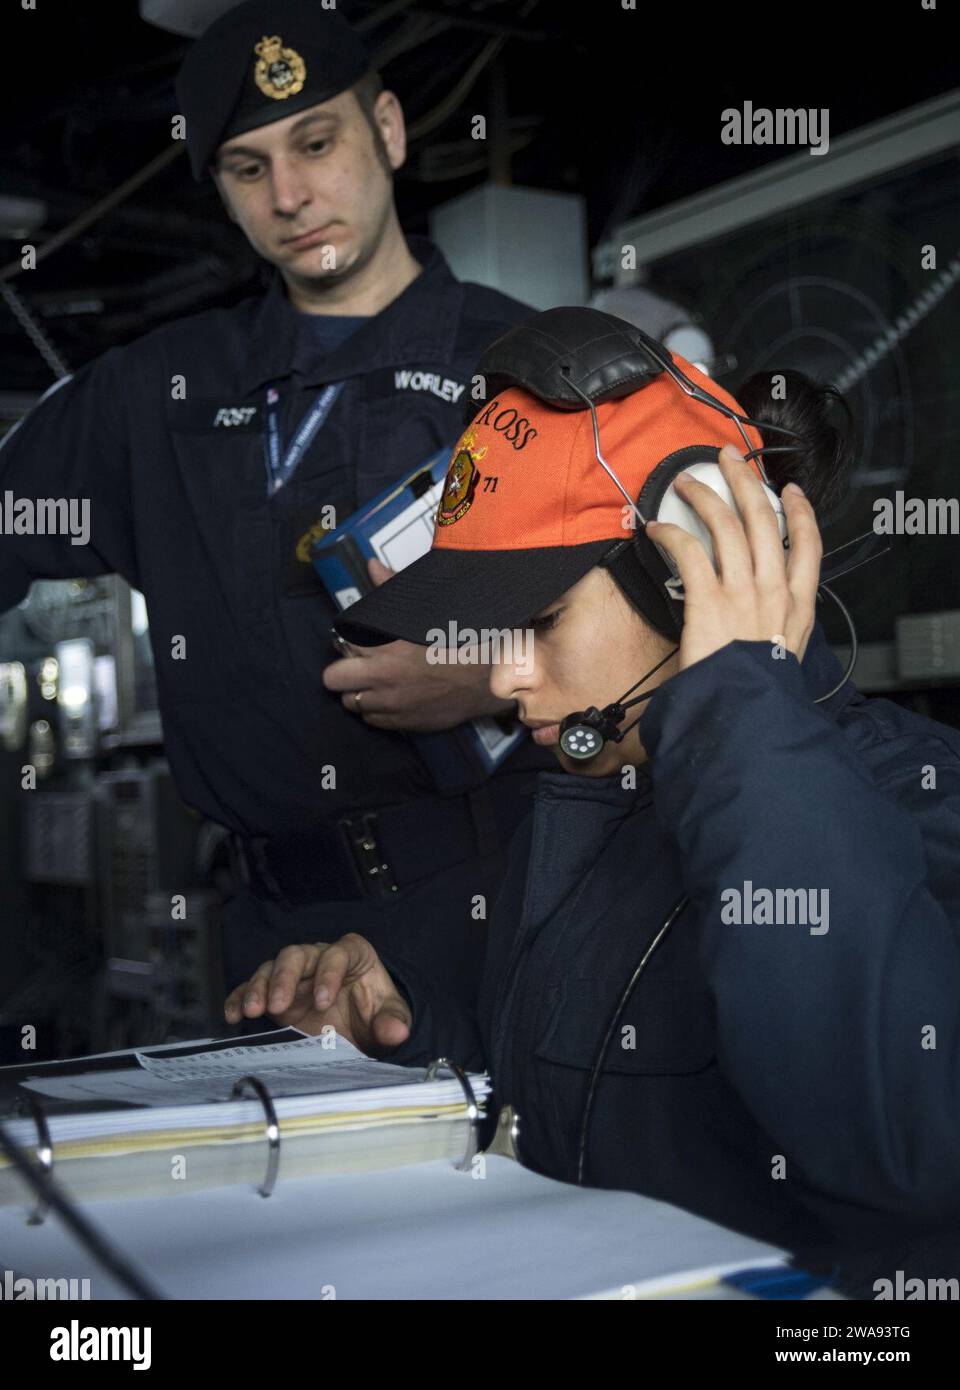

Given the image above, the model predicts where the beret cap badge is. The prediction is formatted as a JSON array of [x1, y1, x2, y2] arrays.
[[253, 34, 307, 100]]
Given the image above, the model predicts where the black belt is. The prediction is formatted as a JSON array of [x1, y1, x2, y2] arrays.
[[227, 776, 534, 908]]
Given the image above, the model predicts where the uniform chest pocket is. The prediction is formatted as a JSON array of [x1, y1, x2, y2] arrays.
[[533, 975, 716, 1076], [355, 393, 460, 502], [277, 468, 354, 598], [166, 420, 316, 692]]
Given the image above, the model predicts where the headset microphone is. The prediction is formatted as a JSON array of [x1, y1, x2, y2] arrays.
[[557, 647, 680, 761], [558, 704, 626, 760]]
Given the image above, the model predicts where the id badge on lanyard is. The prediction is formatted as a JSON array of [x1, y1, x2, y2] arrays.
[[263, 382, 344, 496]]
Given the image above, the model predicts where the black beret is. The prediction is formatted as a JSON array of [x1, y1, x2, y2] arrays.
[[175, 0, 372, 180]]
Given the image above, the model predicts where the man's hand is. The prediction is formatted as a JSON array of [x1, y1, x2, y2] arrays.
[[223, 934, 411, 1057], [323, 557, 516, 731], [646, 445, 822, 673]]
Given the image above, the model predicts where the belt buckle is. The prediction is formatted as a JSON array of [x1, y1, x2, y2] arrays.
[[248, 837, 287, 903], [341, 813, 398, 898], [228, 833, 253, 888]]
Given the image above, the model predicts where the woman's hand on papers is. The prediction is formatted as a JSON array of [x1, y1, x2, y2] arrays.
[[224, 935, 412, 1056], [322, 559, 516, 731]]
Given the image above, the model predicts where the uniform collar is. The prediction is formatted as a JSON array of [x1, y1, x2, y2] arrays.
[[537, 625, 857, 802], [241, 234, 464, 394], [535, 762, 653, 806]]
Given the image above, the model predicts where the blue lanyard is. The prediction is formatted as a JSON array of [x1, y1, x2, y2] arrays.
[[264, 382, 344, 496]]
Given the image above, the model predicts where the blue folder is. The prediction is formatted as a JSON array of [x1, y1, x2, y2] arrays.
[[312, 449, 526, 794]]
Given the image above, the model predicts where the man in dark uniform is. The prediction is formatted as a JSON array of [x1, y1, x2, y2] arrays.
[[0, 0, 548, 1010]]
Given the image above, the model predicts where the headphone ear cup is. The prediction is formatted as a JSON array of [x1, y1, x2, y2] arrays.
[[633, 521, 681, 592], [603, 528, 684, 642], [655, 461, 787, 572], [604, 447, 787, 642]]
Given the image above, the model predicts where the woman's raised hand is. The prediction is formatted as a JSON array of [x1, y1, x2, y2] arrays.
[[647, 444, 822, 673]]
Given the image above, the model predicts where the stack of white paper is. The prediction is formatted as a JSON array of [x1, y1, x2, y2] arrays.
[[0, 1030, 486, 1205]]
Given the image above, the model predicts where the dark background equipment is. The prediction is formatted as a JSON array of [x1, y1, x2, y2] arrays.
[[1, 0, 957, 1060]]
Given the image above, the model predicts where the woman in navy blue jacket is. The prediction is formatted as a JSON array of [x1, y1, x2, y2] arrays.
[[225, 310, 960, 1295]]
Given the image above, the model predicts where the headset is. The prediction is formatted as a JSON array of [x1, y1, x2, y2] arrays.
[[469, 306, 891, 1185], [469, 308, 883, 765]]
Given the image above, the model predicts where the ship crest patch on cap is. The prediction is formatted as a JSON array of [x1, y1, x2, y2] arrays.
[[437, 425, 486, 527], [253, 34, 307, 100]]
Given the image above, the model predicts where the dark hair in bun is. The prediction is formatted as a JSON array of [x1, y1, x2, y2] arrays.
[[735, 369, 855, 520]]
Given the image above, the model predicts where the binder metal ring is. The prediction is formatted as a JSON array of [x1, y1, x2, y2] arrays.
[[12, 1093, 54, 1226], [231, 1074, 280, 1198], [424, 1058, 480, 1172]]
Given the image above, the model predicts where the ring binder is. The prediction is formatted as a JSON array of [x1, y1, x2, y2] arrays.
[[12, 1094, 53, 1226], [230, 1075, 280, 1198], [486, 1104, 521, 1161], [424, 1059, 480, 1172]]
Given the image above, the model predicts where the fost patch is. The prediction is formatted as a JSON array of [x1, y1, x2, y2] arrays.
[[213, 406, 258, 427], [437, 423, 486, 527], [253, 34, 306, 101], [166, 400, 261, 433]]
